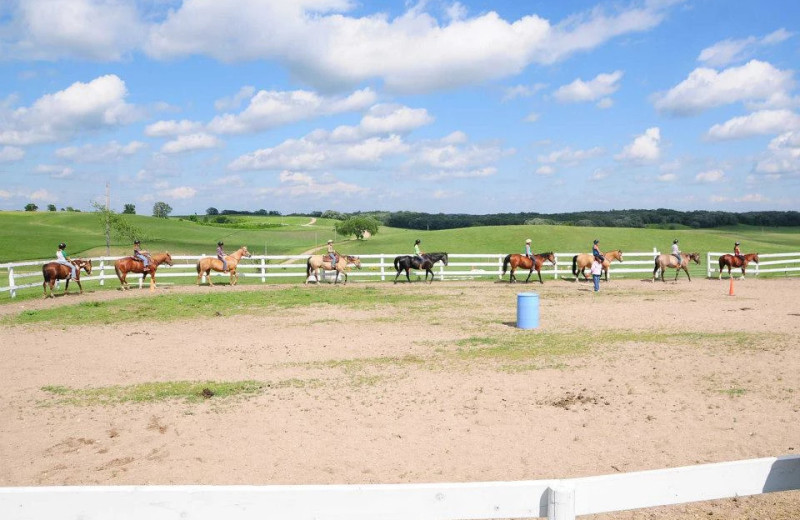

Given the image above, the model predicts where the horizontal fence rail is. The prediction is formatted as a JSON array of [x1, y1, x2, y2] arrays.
[[1, 455, 798, 519], [707, 251, 800, 278], [3, 250, 798, 298]]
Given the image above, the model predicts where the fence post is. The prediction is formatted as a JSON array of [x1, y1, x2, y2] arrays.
[[707, 252, 712, 278], [99, 259, 105, 286], [439, 259, 444, 281], [201, 254, 207, 284], [9, 266, 15, 299], [261, 257, 266, 283], [547, 483, 576, 520], [380, 254, 385, 281], [554, 254, 559, 279]]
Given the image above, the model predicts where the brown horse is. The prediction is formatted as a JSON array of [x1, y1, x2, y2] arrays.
[[501, 252, 555, 283], [196, 246, 251, 286], [42, 259, 92, 298], [653, 252, 701, 282], [305, 254, 361, 285], [571, 250, 624, 282], [114, 252, 173, 291], [718, 253, 759, 279]]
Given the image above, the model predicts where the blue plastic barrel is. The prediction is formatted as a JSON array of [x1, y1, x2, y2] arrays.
[[517, 292, 540, 329]]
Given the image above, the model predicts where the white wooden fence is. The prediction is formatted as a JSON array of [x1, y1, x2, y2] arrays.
[[4, 249, 798, 298], [1, 455, 798, 519], [707, 251, 800, 278]]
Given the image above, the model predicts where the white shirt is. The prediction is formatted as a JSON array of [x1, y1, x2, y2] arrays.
[[56, 250, 67, 261], [671, 243, 680, 255], [590, 260, 603, 275]]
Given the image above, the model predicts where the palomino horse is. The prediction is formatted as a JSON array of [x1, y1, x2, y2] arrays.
[[502, 252, 556, 284], [114, 252, 173, 291], [572, 250, 624, 282], [718, 253, 759, 279], [42, 259, 92, 298], [393, 252, 449, 284], [653, 252, 701, 282], [305, 254, 361, 285], [196, 246, 251, 286]]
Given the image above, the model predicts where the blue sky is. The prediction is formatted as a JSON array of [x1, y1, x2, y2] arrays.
[[1, 0, 799, 215]]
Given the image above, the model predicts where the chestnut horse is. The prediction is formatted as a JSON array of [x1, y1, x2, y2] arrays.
[[501, 252, 556, 284], [571, 250, 624, 282], [718, 253, 759, 279], [42, 259, 92, 298], [653, 252, 701, 282], [114, 252, 173, 291], [305, 254, 361, 285], [196, 246, 251, 286], [393, 252, 449, 284]]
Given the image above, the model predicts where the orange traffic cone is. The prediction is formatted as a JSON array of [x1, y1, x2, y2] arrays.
[[729, 276, 735, 296]]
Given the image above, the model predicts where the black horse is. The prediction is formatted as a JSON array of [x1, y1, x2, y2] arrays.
[[393, 252, 449, 284]]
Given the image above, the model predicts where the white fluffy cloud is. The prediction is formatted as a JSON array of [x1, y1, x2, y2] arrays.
[[615, 127, 661, 162], [3, 0, 146, 60], [0, 146, 25, 162], [695, 169, 725, 182], [706, 110, 800, 140], [145, 119, 204, 137], [754, 130, 800, 176], [698, 29, 793, 67], [159, 186, 197, 199], [553, 70, 623, 104], [256, 170, 367, 199], [56, 140, 145, 162], [0, 75, 139, 145], [161, 133, 222, 154], [143, 1, 671, 93], [654, 60, 795, 116], [538, 146, 604, 164]]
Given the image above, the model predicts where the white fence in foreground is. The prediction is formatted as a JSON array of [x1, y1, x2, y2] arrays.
[[5, 249, 800, 298], [707, 251, 800, 278], [1, 455, 798, 520]]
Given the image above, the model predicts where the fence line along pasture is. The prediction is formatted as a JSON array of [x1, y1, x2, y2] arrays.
[[2, 250, 799, 298], [707, 251, 800, 278], [1, 455, 798, 519]]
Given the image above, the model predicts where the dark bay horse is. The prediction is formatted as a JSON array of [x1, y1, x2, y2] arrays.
[[653, 252, 701, 282], [393, 252, 449, 284], [502, 252, 555, 283], [114, 252, 173, 291], [572, 250, 624, 282], [306, 254, 361, 285], [718, 253, 759, 279], [42, 259, 92, 298]]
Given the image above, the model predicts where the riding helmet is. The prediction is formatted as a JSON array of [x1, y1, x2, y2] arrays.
[[525, 238, 531, 244], [327, 239, 333, 244], [735, 241, 740, 245], [673, 239, 679, 244], [217, 241, 223, 246], [134, 239, 140, 244], [593, 239, 599, 244], [58, 242, 66, 249], [415, 239, 421, 244]]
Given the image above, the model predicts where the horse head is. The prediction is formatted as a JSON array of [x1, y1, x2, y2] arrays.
[[78, 259, 93, 275], [689, 252, 701, 264], [163, 252, 173, 266], [241, 246, 252, 258], [441, 253, 449, 266], [752, 253, 759, 264], [347, 256, 362, 269], [614, 250, 623, 262], [543, 252, 556, 265]]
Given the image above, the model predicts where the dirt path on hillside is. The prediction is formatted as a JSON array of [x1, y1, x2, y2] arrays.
[[1, 279, 799, 519]]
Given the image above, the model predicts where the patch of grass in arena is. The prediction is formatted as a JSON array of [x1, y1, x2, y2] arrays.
[[721, 387, 748, 397], [3, 286, 428, 327], [40, 380, 265, 406], [451, 330, 778, 369]]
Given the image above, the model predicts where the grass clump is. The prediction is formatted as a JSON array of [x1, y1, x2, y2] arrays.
[[40, 380, 264, 406]]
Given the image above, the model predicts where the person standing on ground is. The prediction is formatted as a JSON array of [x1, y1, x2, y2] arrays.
[[591, 256, 603, 292]]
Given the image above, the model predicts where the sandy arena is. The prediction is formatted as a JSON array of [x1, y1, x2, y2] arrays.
[[1, 277, 799, 519]]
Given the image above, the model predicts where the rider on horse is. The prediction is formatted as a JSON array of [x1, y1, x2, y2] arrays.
[[56, 242, 78, 280], [217, 241, 229, 273], [671, 239, 681, 265], [592, 239, 605, 263], [327, 239, 338, 266], [133, 240, 151, 270], [524, 238, 533, 258], [413, 239, 424, 267], [734, 242, 745, 264]]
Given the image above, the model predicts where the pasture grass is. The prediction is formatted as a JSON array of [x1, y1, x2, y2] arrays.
[[1, 286, 422, 327], [40, 380, 265, 406]]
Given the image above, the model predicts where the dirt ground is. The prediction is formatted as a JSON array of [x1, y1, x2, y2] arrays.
[[1, 277, 799, 519]]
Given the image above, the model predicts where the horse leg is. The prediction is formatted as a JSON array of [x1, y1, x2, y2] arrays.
[[537, 269, 544, 284], [426, 268, 433, 283], [63, 278, 70, 294], [76, 279, 83, 294], [524, 268, 533, 283], [685, 267, 692, 282], [43, 279, 49, 298], [150, 270, 156, 292], [509, 267, 515, 283], [741, 266, 746, 280]]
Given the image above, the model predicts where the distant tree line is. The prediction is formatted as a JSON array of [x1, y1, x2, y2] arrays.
[[364, 209, 800, 230]]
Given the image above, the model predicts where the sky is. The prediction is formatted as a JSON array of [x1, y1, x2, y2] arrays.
[[1, 0, 799, 215]]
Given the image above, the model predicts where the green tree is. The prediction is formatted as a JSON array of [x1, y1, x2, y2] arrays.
[[24, 203, 38, 211], [206, 207, 219, 215], [334, 216, 380, 240], [47, 204, 57, 212], [122, 204, 136, 214], [92, 202, 148, 243], [152, 201, 173, 218]]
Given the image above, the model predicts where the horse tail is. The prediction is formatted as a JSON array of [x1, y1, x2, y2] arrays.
[[718, 255, 725, 271], [306, 258, 312, 277], [502, 254, 511, 275], [571, 255, 578, 276], [394, 256, 400, 271], [115, 262, 123, 280]]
